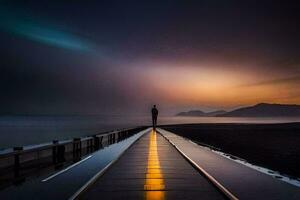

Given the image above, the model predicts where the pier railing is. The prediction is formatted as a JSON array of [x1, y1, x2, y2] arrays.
[[0, 127, 145, 179]]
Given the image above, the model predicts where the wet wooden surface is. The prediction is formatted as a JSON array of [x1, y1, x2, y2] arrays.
[[81, 130, 225, 200]]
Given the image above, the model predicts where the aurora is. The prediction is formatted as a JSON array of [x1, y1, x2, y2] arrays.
[[0, 7, 92, 52]]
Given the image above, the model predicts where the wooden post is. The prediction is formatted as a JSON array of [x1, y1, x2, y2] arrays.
[[13, 146, 23, 177], [93, 136, 99, 150], [52, 140, 58, 164], [57, 144, 65, 163], [73, 138, 81, 153], [73, 138, 81, 161], [112, 133, 116, 143]]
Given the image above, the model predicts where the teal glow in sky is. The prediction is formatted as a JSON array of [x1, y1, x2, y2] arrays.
[[0, 8, 92, 52], [13, 23, 92, 51]]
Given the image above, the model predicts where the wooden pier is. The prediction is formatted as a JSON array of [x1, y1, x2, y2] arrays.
[[78, 130, 227, 200]]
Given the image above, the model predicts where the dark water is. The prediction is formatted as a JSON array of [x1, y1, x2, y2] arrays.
[[1, 115, 300, 149], [0, 115, 151, 149]]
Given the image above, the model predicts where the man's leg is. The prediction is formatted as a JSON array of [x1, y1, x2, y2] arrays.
[[152, 117, 155, 129]]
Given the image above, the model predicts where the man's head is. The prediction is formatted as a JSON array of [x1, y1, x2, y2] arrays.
[[153, 105, 156, 108]]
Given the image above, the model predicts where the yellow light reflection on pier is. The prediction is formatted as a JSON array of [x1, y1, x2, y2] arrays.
[[144, 130, 165, 200]]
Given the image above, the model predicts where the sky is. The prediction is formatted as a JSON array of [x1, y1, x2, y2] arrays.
[[0, 0, 300, 115]]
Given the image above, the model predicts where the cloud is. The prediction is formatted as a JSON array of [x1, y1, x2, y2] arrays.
[[238, 75, 300, 88]]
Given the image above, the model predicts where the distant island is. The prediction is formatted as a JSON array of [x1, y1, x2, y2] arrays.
[[176, 103, 300, 117], [176, 110, 226, 117]]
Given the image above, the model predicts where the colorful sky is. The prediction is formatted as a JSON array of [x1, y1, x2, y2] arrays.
[[0, 1, 299, 115]]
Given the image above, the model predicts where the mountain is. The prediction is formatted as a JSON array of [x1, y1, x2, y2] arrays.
[[206, 110, 227, 116], [176, 110, 205, 116], [176, 110, 226, 117], [217, 103, 300, 117]]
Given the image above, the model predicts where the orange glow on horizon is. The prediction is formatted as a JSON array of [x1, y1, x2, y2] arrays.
[[136, 64, 300, 108]]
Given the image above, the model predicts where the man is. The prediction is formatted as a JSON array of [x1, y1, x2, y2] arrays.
[[151, 105, 158, 130]]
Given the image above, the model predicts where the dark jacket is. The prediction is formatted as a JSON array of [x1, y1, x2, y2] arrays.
[[152, 108, 158, 118]]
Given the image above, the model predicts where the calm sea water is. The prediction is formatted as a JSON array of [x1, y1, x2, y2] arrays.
[[1, 115, 300, 149]]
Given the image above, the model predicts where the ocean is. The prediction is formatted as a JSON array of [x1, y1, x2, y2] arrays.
[[1, 115, 300, 149]]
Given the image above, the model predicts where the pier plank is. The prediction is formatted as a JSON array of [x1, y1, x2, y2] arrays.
[[81, 130, 225, 200]]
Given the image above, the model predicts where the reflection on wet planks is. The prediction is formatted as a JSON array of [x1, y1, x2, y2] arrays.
[[144, 130, 165, 200]]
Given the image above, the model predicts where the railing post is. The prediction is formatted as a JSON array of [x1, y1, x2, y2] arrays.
[[13, 146, 23, 177], [86, 139, 90, 152], [86, 139, 89, 152], [88, 138, 93, 152], [57, 144, 65, 163], [117, 132, 121, 142], [73, 138, 81, 161], [52, 140, 58, 164], [93, 136, 99, 150]]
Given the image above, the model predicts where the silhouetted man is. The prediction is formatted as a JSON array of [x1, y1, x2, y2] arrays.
[[151, 105, 158, 130]]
